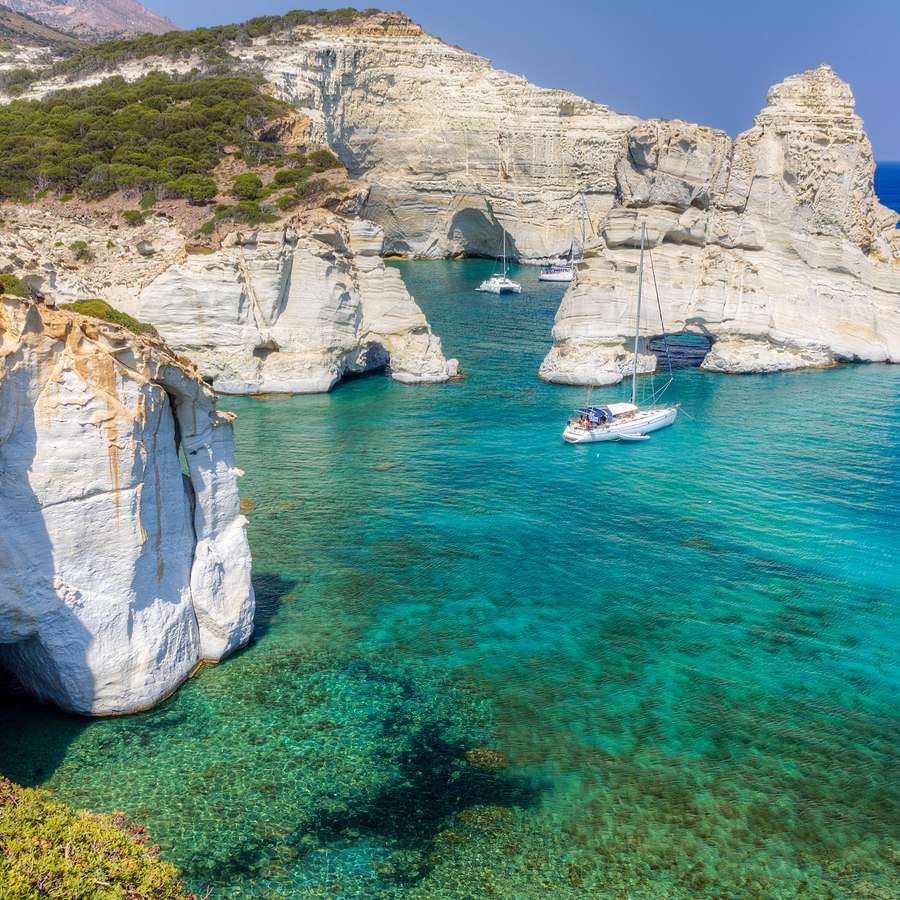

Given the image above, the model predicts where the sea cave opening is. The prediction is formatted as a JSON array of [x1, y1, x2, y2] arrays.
[[648, 332, 711, 369]]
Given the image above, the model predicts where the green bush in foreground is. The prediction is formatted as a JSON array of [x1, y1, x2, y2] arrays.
[[121, 209, 147, 226], [0, 777, 192, 899], [62, 299, 158, 336]]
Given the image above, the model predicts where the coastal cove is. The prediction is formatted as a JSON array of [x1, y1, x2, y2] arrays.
[[1, 256, 899, 897]]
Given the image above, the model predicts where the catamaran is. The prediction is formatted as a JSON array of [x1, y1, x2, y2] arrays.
[[562, 222, 679, 444], [476, 230, 521, 294]]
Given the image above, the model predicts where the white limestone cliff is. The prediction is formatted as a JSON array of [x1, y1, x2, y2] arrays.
[[236, 15, 640, 262], [0, 296, 254, 715], [0, 211, 457, 394], [540, 66, 900, 381]]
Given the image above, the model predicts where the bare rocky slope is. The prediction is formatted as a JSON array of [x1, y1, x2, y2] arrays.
[[0, 295, 254, 714], [3, 0, 175, 39], [0, 4, 79, 47]]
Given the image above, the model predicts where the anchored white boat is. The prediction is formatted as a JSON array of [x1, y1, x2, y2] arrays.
[[539, 194, 587, 283], [538, 262, 574, 283], [562, 222, 679, 444], [477, 230, 521, 294]]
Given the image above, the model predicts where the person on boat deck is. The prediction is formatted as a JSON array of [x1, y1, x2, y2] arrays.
[[576, 415, 586, 427]]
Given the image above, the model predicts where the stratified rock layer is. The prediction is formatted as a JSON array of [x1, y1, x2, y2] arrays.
[[237, 14, 640, 261], [0, 213, 457, 394], [0, 296, 254, 715], [540, 66, 900, 381]]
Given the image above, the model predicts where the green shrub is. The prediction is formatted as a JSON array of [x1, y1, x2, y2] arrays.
[[294, 177, 333, 201], [69, 240, 93, 262], [0, 777, 191, 898], [0, 273, 30, 297], [275, 194, 301, 212], [0, 73, 293, 202], [230, 172, 264, 201], [307, 148, 342, 170], [139, 190, 157, 209], [199, 199, 279, 234], [62, 299, 158, 336], [168, 174, 217, 204], [121, 209, 146, 226], [273, 166, 312, 186]]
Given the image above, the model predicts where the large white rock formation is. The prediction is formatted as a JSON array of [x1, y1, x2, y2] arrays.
[[238, 15, 640, 261], [0, 212, 457, 394], [540, 66, 900, 380], [0, 296, 254, 715]]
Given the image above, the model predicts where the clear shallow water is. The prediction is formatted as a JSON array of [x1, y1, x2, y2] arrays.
[[1, 259, 899, 898]]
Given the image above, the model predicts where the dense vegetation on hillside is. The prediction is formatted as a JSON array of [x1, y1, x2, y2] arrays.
[[0, 777, 192, 898], [0, 71, 341, 207]]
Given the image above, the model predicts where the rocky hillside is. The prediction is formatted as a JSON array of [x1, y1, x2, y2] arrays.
[[3, 0, 175, 39], [0, 206, 458, 393], [0, 65, 457, 393], [1, 10, 897, 378], [0, 4, 79, 47], [0, 293, 254, 714]]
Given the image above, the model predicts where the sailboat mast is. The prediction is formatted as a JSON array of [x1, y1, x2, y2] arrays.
[[580, 193, 587, 251], [502, 229, 507, 276], [631, 222, 646, 406]]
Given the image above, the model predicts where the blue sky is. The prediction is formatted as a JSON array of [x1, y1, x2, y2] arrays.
[[149, 0, 900, 159]]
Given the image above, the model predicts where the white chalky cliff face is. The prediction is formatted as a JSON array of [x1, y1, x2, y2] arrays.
[[0, 213, 457, 395], [134, 217, 457, 394], [245, 16, 639, 262], [0, 297, 254, 715], [539, 66, 900, 381]]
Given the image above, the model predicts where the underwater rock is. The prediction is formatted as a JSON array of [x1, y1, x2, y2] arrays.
[[465, 748, 511, 771]]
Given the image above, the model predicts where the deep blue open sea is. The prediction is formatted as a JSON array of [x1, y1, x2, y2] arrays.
[[875, 160, 900, 218], [1, 174, 899, 898]]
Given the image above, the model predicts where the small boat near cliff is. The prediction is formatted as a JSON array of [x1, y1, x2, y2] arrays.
[[476, 230, 521, 294], [538, 261, 575, 282], [562, 222, 678, 444], [539, 194, 587, 282]]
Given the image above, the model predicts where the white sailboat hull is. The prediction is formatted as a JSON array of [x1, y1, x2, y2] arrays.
[[538, 269, 574, 282], [562, 406, 678, 443]]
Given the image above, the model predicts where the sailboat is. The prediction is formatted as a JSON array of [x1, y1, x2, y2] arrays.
[[539, 194, 587, 283], [562, 222, 679, 444], [476, 230, 521, 294]]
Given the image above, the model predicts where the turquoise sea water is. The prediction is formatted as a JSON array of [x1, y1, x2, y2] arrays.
[[1, 258, 899, 898]]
